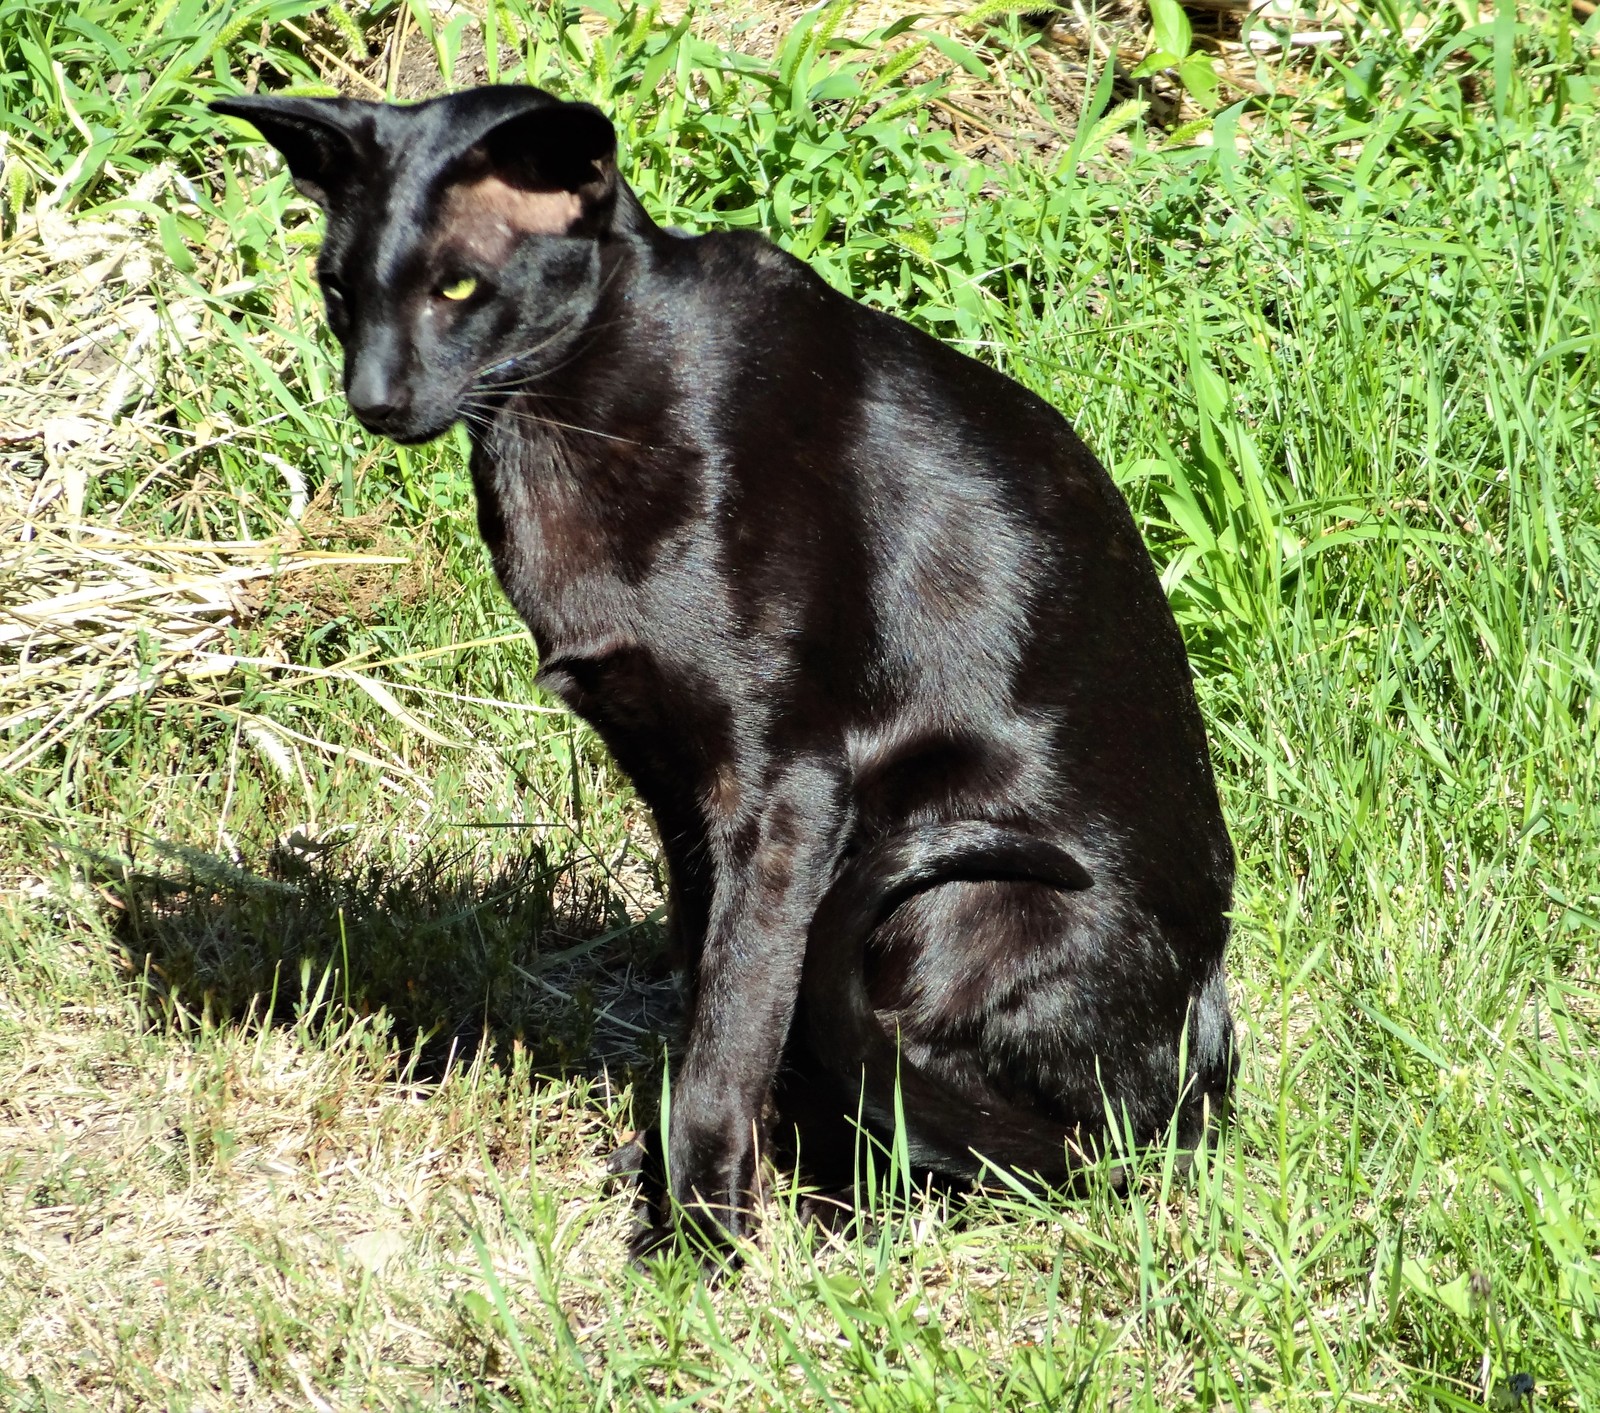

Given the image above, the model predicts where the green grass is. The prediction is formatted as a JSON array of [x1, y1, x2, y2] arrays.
[[2, 1, 1598, 1408]]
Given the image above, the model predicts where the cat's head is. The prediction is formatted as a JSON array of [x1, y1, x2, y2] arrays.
[[212, 86, 635, 444]]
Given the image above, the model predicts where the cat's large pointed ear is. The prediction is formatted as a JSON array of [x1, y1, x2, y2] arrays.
[[211, 95, 370, 209], [472, 100, 620, 221]]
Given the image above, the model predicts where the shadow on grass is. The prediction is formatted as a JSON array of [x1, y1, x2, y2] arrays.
[[72, 833, 1189, 1230], [84, 831, 679, 1089]]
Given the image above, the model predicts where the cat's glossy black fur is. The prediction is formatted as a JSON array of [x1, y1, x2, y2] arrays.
[[213, 85, 1236, 1248]]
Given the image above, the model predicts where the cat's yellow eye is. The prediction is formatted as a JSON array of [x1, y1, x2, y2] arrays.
[[439, 275, 478, 301]]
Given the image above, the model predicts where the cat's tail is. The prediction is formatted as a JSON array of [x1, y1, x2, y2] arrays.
[[799, 820, 1099, 1184]]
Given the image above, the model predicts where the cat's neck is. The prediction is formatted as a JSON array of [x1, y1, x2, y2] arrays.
[[469, 225, 686, 464], [462, 226, 702, 655], [607, 179, 660, 241]]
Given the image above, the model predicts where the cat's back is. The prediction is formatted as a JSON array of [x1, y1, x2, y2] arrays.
[[645, 227, 858, 383], [648, 228, 1110, 500], [631, 224, 1184, 685], [638, 226, 1147, 611]]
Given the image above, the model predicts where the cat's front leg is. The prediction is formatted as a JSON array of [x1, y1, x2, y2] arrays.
[[659, 757, 849, 1250]]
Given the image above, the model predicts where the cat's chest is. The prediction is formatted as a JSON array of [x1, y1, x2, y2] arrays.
[[480, 477, 629, 641], [469, 437, 700, 659], [467, 441, 744, 795]]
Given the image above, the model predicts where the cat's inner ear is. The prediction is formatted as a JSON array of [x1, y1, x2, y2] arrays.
[[437, 175, 584, 260], [438, 101, 618, 254], [210, 96, 366, 209]]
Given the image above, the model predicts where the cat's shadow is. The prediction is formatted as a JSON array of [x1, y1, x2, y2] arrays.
[[90, 832, 679, 1089]]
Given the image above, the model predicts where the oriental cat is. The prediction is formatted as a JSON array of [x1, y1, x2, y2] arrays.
[[212, 85, 1236, 1252]]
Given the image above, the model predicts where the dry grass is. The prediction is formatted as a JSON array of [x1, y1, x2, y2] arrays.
[[0, 165, 532, 819], [0, 908, 637, 1409]]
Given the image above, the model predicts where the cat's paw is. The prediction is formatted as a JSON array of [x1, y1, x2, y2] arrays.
[[626, 1215, 676, 1265], [798, 1189, 860, 1238], [667, 1117, 763, 1250], [609, 1118, 760, 1265], [603, 1129, 649, 1181]]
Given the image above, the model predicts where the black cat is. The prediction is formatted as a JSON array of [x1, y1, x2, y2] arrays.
[[212, 84, 1236, 1248]]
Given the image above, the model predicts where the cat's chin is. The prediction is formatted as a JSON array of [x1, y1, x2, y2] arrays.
[[384, 424, 456, 447], [352, 412, 458, 446]]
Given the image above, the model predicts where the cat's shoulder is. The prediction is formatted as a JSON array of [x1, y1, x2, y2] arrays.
[[657, 227, 826, 295]]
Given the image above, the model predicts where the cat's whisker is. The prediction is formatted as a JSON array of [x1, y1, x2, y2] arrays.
[[465, 398, 647, 448], [473, 332, 573, 385], [473, 316, 626, 393], [476, 342, 607, 395], [471, 264, 630, 388]]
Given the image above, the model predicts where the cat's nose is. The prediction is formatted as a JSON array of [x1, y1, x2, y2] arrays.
[[346, 356, 413, 433], [347, 383, 412, 431]]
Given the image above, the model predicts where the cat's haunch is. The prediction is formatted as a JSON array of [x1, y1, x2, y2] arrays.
[[214, 84, 1236, 1253]]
